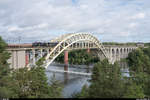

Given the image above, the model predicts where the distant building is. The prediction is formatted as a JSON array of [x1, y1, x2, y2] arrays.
[[136, 42, 144, 47]]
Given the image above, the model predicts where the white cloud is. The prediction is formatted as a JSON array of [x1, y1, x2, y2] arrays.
[[0, 0, 150, 43], [128, 23, 138, 28], [8, 26, 21, 32], [120, 31, 131, 37], [130, 13, 146, 19]]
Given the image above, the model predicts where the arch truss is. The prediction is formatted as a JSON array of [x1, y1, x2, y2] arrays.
[[43, 33, 109, 69]]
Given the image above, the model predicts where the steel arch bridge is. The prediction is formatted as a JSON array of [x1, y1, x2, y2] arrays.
[[43, 32, 109, 69]]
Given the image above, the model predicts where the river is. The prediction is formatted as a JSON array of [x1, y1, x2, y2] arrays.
[[45, 62, 129, 98]]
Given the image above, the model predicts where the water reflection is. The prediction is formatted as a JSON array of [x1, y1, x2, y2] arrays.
[[45, 62, 129, 98], [46, 64, 91, 98], [64, 72, 68, 84]]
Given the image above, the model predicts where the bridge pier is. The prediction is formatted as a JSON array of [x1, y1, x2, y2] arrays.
[[87, 48, 90, 53], [25, 51, 29, 66], [47, 49, 49, 54], [64, 50, 68, 71], [64, 72, 68, 84], [40, 49, 43, 58], [7, 50, 27, 69], [32, 49, 36, 65]]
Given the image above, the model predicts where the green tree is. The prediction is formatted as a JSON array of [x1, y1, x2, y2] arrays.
[[75, 84, 89, 98], [0, 36, 63, 98], [11, 68, 31, 98], [56, 49, 99, 65], [88, 59, 125, 98], [48, 76, 63, 98], [142, 47, 150, 58], [0, 36, 17, 98], [11, 61, 63, 98], [36, 57, 45, 66], [127, 47, 150, 98], [123, 82, 145, 98], [127, 49, 150, 73]]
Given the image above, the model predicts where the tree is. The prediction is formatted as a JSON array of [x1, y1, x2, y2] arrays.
[[142, 47, 150, 58], [11, 68, 31, 98], [75, 84, 89, 98], [0, 37, 11, 81], [0, 36, 64, 98], [0, 36, 17, 98], [144, 76, 150, 97], [48, 76, 63, 98], [36, 57, 45, 66], [11, 60, 63, 98], [127, 47, 150, 98], [123, 82, 145, 98], [127, 49, 150, 74], [55, 49, 99, 65], [29, 66, 53, 98], [88, 59, 125, 98]]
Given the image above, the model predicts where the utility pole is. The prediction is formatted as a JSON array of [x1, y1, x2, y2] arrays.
[[18, 36, 21, 48]]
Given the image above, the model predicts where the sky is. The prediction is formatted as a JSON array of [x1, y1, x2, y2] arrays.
[[0, 0, 150, 43]]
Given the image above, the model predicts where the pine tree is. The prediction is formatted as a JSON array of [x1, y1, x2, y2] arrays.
[[88, 59, 125, 98], [127, 48, 150, 98], [10, 55, 63, 98], [77, 84, 89, 98], [0, 36, 17, 98], [127, 49, 150, 73], [123, 81, 145, 98], [48, 76, 63, 98], [0, 36, 64, 98]]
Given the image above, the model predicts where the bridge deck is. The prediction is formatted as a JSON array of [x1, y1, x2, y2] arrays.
[[46, 69, 92, 76]]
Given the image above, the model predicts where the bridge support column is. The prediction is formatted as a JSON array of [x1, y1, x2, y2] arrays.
[[47, 49, 49, 54], [116, 49, 120, 61], [124, 50, 127, 58], [75, 43, 77, 48], [112, 49, 116, 64], [40, 49, 43, 58], [64, 72, 68, 84], [87, 48, 90, 53], [25, 51, 29, 66], [32, 49, 35, 65], [82, 42, 84, 48], [110, 48, 112, 62], [64, 50, 68, 71]]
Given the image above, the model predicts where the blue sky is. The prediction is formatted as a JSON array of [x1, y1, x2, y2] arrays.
[[0, 0, 150, 43]]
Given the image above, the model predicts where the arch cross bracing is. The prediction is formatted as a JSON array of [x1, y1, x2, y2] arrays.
[[44, 33, 109, 69]]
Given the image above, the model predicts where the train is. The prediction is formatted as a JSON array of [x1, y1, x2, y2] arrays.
[[7, 42, 59, 48], [32, 42, 58, 47]]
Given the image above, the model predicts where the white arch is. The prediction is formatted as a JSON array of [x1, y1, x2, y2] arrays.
[[44, 33, 109, 69]]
